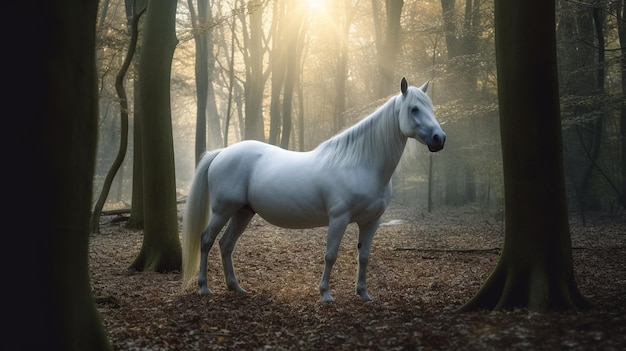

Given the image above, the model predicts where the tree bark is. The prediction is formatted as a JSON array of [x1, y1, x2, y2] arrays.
[[242, 0, 266, 141], [372, 0, 404, 98], [130, 0, 182, 272], [189, 0, 209, 163], [461, 0, 589, 312], [617, 0, 626, 208], [7, 1, 111, 349], [279, 0, 306, 149], [269, 0, 287, 145], [224, 18, 237, 147], [126, 0, 147, 230], [332, 0, 353, 133]]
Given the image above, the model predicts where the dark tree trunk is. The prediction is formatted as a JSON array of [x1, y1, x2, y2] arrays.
[[130, 0, 182, 272], [8, 1, 111, 349], [617, 0, 626, 208], [462, 0, 589, 312]]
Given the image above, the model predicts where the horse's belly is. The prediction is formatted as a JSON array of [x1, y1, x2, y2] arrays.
[[248, 186, 329, 228], [253, 204, 329, 229]]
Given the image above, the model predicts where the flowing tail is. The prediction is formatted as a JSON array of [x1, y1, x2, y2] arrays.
[[181, 150, 222, 289]]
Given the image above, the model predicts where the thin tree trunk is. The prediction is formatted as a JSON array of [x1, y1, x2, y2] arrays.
[[243, 0, 266, 141], [91, 3, 145, 233], [189, 0, 208, 163], [126, 0, 147, 230], [428, 154, 434, 212], [279, 1, 305, 149], [617, 0, 626, 208], [224, 18, 237, 147], [372, 0, 404, 98], [579, 6, 606, 224]]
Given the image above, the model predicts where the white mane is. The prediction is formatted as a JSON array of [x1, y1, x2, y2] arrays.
[[314, 94, 407, 167]]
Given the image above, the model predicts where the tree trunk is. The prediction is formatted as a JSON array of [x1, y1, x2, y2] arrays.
[[7, 1, 111, 349], [130, 0, 182, 272], [243, 0, 266, 141], [269, 0, 287, 145], [127, 73, 145, 229], [617, 0, 626, 208], [428, 154, 434, 212], [461, 0, 589, 312], [578, 6, 606, 223], [91, 2, 145, 233], [279, 0, 305, 149], [126, 0, 147, 230], [189, 0, 209, 163], [372, 0, 404, 98], [203, 0, 223, 150], [224, 18, 237, 147]]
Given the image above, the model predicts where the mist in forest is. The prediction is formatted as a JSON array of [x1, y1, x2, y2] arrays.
[[94, 0, 625, 218]]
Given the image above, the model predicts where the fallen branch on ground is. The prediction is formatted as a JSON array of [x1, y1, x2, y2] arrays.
[[393, 247, 501, 253]]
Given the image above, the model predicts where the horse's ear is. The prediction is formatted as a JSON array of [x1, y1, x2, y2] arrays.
[[419, 80, 429, 93], [401, 77, 408, 96]]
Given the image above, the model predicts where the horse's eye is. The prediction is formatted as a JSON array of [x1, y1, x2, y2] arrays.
[[411, 106, 419, 113]]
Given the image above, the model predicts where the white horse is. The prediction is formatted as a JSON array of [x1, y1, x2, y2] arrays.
[[182, 78, 445, 302]]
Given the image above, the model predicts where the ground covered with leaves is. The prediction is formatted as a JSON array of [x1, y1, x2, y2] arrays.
[[90, 204, 626, 350]]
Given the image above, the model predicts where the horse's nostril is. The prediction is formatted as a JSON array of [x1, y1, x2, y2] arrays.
[[433, 134, 440, 144]]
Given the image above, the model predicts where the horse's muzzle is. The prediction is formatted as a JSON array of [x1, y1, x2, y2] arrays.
[[428, 144, 444, 152], [428, 133, 445, 152]]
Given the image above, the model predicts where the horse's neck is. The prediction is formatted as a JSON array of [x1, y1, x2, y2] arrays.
[[316, 97, 408, 179]]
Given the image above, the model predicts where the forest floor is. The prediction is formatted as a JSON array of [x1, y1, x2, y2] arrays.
[[90, 203, 626, 350]]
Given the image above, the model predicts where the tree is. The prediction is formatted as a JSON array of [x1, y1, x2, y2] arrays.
[[331, 0, 356, 133], [268, 0, 306, 148], [130, 0, 182, 272], [619, 0, 626, 208], [189, 0, 209, 163], [461, 0, 589, 311], [189, 0, 223, 163], [239, 0, 267, 141], [124, 0, 148, 230], [91, 0, 146, 233], [372, 0, 404, 98], [7, 1, 111, 349]]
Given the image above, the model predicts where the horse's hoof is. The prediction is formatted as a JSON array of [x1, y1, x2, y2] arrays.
[[199, 286, 212, 296], [357, 289, 373, 302], [228, 285, 248, 294], [321, 293, 335, 303]]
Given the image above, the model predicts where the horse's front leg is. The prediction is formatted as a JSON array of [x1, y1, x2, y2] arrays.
[[355, 219, 380, 301], [319, 216, 349, 303], [198, 213, 230, 295]]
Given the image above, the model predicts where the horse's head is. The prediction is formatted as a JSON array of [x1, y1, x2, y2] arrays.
[[398, 77, 446, 152]]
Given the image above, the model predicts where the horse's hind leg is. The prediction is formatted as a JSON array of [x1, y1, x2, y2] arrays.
[[219, 206, 255, 293], [355, 219, 379, 301], [198, 213, 231, 295]]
